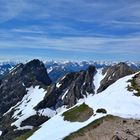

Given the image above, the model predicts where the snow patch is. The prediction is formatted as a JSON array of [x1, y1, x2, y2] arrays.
[[11, 86, 46, 130], [47, 67, 53, 73], [22, 82, 25, 87], [0, 131, 2, 136], [56, 106, 67, 114], [93, 68, 106, 93], [62, 89, 69, 100], [38, 108, 56, 118], [16, 126, 33, 131], [61, 75, 66, 80], [56, 82, 62, 88]]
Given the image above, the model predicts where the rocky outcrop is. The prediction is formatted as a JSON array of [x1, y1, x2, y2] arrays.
[[63, 65, 95, 108], [0, 59, 51, 116], [135, 73, 140, 87], [97, 62, 135, 93], [35, 65, 96, 110], [127, 72, 140, 96], [20, 115, 49, 127]]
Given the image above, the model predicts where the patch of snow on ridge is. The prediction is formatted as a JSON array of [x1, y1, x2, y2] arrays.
[[16, 126, 33, 131], [38, 108, 56, 118], [28, 73, 140, 140], [47, 67, 53, 73], [56, 82, 62, 88], [62, 89, 69, 100], [0, 131, 2, 136], [3, 102, 21, 116], [93, 68, 106, 93], [56, 106, 67, 114], [11, 86, 46, 130]]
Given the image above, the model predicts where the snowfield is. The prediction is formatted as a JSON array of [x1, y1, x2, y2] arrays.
[[93, 68, 106, 93], [11, 86, 47, 130], [28, 113, 105, 140], [28, 73, 140, 140]]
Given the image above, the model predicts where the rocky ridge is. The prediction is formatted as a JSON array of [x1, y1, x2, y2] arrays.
[[36, 65, 96, 110], [97, 62, 135, 93]]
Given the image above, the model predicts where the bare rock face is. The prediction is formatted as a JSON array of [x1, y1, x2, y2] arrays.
[[97, 62, 135, 93], [63, 66, 95, 108], [127, 72, 140, 96], [20, 59, 51, 86], [35, 65, 96, 110], [20, 115, 49, 127], [134, 73, 140, 88], [0, 59, 51, 116]]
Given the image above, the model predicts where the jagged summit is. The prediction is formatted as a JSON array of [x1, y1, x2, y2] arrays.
[[21, 59, 52, 86], [97, 62, 135, 93], [0, 59, 51, 116]]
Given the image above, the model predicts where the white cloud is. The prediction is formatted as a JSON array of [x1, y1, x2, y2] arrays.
[[1, 0, 140, 26], [0, 28, 139, 55], [0, 0, 26, 23], [31, 0, 140, 26]]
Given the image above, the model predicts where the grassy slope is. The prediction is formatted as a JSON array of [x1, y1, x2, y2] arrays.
[[62, 103, 93, 122], [15, 127, 38, 140]]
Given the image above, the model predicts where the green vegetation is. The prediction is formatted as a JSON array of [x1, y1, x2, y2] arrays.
[[96, 108, 107, 114], [63, 115, 116, 140], [15, 127, 38, 140], [62, 103, 93, 122], [127, 74, 140, 97]]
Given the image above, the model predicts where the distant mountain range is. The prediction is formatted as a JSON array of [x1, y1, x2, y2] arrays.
[[0, 59, 140, 140], [1, 60, 140, 82], [44, 60, 140, 82]]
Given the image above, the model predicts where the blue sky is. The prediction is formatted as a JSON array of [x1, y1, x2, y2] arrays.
[[0, 0, 140, 61]]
